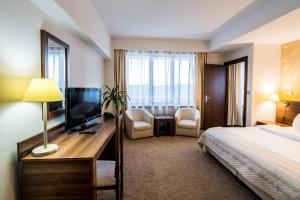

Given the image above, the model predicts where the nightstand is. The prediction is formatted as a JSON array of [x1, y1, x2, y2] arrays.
[[256, 120, 289, 127]]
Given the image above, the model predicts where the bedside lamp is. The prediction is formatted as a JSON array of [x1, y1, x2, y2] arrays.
[[23, 78, 64, 156], [269, 93, 279, 102]]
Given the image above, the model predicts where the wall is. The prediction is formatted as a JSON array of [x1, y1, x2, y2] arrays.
[[111, 37, 208, 52], [251, 44, 281, 125], [224, 44, 281, 126], [224, 44, 254, 126], [55, 0, 111, 58], [280, 39, 300, 101], [0, 0, 104, 199], [104, 37, 223, 88]]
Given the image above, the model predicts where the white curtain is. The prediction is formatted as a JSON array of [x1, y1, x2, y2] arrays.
[[227, 62, 245, 126], [125, 50, 195, 113]]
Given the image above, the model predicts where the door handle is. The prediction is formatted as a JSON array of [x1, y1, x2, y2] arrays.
[[205, 95, 211, 103]]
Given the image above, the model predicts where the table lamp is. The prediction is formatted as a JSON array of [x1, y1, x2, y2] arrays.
[[23, 78, 64, 156]]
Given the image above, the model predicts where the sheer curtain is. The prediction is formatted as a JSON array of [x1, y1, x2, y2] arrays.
[[48, 47, 65, 92], [125, 50, 195, 113], [227, 61, 245, 126]]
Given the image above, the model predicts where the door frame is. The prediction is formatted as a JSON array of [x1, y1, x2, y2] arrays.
[[224, 56, 248, 127]]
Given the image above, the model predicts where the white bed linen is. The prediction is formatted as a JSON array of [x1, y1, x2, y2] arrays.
[[257, 125, 300, 142], [198, 126, 300, 200]]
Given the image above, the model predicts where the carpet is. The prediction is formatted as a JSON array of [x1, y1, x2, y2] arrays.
[[98, 136, 260, 200]]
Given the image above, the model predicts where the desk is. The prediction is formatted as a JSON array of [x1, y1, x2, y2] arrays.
[[18, 117, 120, 200]]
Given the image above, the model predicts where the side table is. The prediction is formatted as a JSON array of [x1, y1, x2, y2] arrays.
[[154, 116, 175, 137]]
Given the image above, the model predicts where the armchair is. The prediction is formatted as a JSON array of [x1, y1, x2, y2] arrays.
[[125, 108, 154, 139], [175, 107, 200, 137]]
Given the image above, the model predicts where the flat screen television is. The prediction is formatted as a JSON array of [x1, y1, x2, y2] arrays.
[[66, 88, 102, 130]]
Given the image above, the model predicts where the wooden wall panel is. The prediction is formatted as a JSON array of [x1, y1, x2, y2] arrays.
[[276, 101, 300, 126]]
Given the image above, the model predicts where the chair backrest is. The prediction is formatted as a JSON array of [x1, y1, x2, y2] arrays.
[[126, 108, 146, 121], [179, 107, 196, 120]]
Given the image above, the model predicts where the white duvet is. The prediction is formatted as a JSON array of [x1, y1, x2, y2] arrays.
[[198, 125, 300, 200]]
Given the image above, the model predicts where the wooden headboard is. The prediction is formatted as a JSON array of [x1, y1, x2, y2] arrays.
[[276, 101, 300, 126]]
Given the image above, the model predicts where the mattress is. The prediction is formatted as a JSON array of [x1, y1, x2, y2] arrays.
[[198, 125, 300, 200]]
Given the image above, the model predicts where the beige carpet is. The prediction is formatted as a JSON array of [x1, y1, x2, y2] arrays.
[[98, 136, 260, 200]]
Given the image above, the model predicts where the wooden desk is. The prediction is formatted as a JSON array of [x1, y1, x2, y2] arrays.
[[18, 117, 120, 200]]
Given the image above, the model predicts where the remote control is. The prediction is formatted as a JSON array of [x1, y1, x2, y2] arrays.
[[79, 130, 96, 134]]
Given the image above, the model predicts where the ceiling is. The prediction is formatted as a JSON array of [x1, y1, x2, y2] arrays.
[[210, 7, 300, 53], [93, 0, 257, 40], [230, 7, 300, 45]]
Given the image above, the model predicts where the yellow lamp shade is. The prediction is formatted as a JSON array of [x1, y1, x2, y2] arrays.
[[22, 78, 64, 102], [269, 93, 279, 102]]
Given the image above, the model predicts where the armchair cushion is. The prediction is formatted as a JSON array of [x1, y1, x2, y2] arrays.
[[175, 107, 200, 137], [134, 121, 152, 131], [178, 119, 196, 129], [125, 108, 154, 139]]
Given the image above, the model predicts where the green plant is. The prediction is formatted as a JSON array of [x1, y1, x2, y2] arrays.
[[102, 85, 129, 116]]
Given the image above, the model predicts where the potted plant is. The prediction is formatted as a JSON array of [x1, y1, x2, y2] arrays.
[[102, 85, 129, 118]]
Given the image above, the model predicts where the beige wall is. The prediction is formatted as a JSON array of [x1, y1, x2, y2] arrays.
[[112, 37, 208, 52], [251, 44, 281, 125], [0, 0, 104, 199], [280, 39, 300, 101], [224, 44, 281, 126]]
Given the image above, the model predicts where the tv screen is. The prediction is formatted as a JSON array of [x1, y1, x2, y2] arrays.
[[66, 88, 101, 130]]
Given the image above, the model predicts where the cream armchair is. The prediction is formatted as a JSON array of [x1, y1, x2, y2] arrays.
[[125, 108, 154, 139], [175, 107, 201, 137]]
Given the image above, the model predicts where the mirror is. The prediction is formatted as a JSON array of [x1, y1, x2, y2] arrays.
[[225, 57, 247, 127], [41, 30, 69, 119]]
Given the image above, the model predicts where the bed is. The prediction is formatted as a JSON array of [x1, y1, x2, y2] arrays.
[[198, 124, 300, 200]]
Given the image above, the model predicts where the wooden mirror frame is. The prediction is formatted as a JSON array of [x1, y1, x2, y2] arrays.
[[41, 30, 69, 120]]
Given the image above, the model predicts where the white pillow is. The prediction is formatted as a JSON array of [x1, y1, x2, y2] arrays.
[[292, 113, 300, 131]]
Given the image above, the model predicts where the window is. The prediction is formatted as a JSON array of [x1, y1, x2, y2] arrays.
[[126, 51, 195, 108]]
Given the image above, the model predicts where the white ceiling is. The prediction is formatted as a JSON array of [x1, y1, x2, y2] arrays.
[[93, 0, 256, 40]]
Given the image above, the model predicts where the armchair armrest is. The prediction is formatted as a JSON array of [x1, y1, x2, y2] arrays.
[[143, 110, 154, 125], [125, 111, 134, 128], [175, 109, 181, 124], [194, 110, 201, 129]]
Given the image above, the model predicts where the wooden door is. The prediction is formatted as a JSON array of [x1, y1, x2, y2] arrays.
[[203, 64, 226, 129]]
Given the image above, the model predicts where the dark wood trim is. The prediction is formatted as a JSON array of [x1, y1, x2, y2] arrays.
[[224, 56, 248, 127], [17, 122, 65, 160], [224, 56, 248, 66], [41, 30, 69, 120]]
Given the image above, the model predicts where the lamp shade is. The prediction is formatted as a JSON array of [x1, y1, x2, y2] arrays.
[[22, 78, 64, 102], [269, 93, 279, 102]]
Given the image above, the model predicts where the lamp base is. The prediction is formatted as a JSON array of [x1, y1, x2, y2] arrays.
[[32, 144, 59, 157]]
